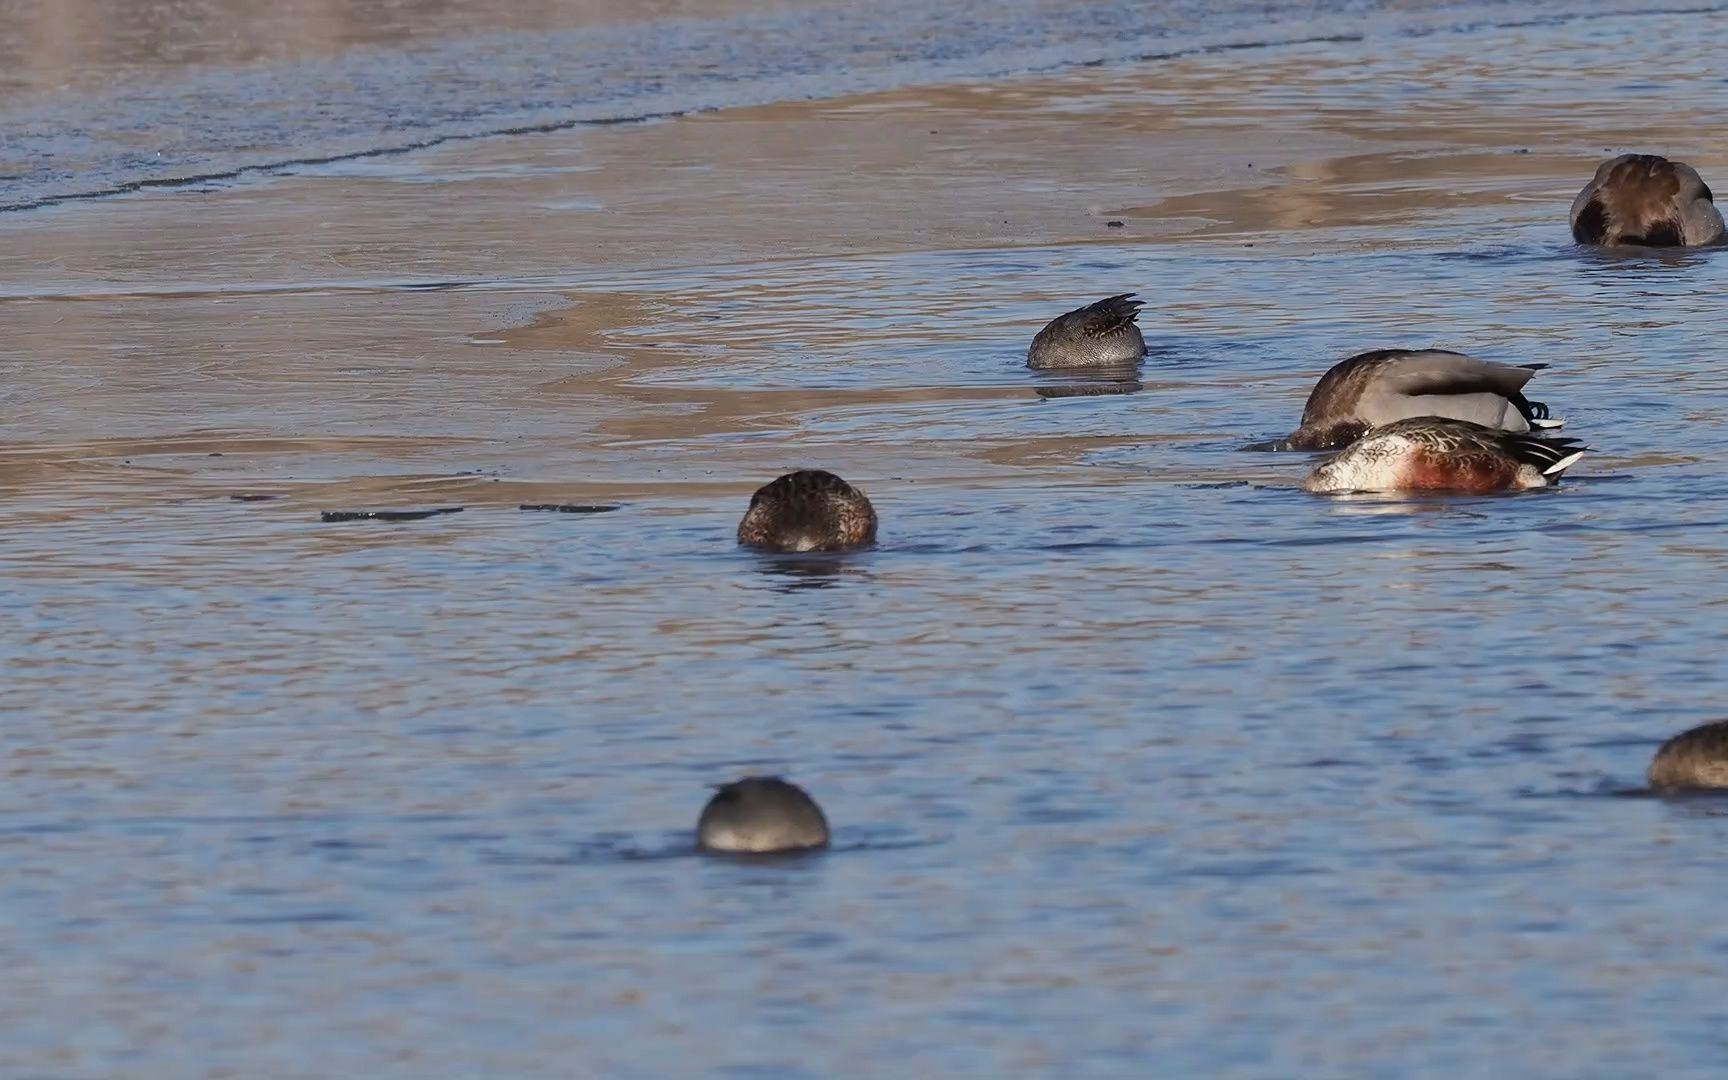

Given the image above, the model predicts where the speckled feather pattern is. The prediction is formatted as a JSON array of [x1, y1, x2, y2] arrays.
[[1303, 416, 1586, 494], [1649, 721, 1728, 789], [736, 469, 878, 553], [1027, 293, 1147, 369]]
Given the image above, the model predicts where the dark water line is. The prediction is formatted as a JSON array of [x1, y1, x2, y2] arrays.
[[4, 0, 1724, 217], [0, 34, 1361, 216], [0, 109, 692, 216]]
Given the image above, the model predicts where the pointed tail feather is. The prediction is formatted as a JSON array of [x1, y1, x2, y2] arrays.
[[1506, 433, 1587, 474], [1542, 448, 1588, 477]]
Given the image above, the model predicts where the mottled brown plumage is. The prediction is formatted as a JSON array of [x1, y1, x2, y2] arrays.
[[1649, 721, 1728, 790], [736, 470, 878, 553], [1027, 294, 1147, 369], [1303, 416, 1587, 494], [1570, 154, 1724, 248], [1287, 349, 1555, 451]]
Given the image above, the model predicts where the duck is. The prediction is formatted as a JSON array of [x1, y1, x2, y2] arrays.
[[1302, 416, 1587, 494], [737, 470, 877, 553], [1286, 349, 1561, 451], [1570, 153, 1724, 247], [1648, 721, 1728, 790], [1027, 293, 1147, 369], [696, 776, 831, 853]]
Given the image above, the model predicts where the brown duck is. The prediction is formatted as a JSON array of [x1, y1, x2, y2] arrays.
[[736, 470, 877, 553], [1570, 153, 1724, 247], [1286, 349, 1561, 451], [1648, 721, 1728, 789]]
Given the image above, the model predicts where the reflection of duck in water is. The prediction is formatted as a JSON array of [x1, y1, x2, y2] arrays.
[[1570, 154, 1724, 247], [697, 777, 830, 853], [1027, 294, 1146, 369], [1302, 416, 1586, 494], [1648, 721, 1728, 790], [1287, 350, 1561, 450], [737, 470, 877, 553]]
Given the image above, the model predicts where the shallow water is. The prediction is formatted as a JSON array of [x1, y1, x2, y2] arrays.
[[7, 4, 1728, 1077], [0, 0, 1705, 211]]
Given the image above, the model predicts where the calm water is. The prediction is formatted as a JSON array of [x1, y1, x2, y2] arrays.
[[6, 4, 1728, 1078], [0, 0, 1701, 210]]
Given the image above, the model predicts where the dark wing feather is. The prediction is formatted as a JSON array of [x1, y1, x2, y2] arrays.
[[1502, 432, 1587, 472], [1074, 293, 1143, 338]]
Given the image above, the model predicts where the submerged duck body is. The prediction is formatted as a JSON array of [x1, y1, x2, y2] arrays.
[[1570, 153, 1724, 248], [697, 776, 831, 853], [1302, 416, 1586, 494], [1027, 293, 1147, 369], [737, 470, 877, 553], [1649, 721, 1728, 790], [1287, 349, 1559, 450]]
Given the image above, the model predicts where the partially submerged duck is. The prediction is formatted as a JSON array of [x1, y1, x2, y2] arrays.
[[697, 776, 830, 853], [1302, 416, 1586, 494], [1287, 349, 1560, 451], [737, 470, 877, 553], [1648, 721, 1728, 790], [1027, 294, 1147, 369], [1570, 153, 1724, 248]]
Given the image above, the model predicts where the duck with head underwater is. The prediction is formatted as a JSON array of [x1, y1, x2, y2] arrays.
[[736, 470, 877, 553], [1286, 349, 1562, 451], [1570, 153, 1724, 248], [1026, 294, 1147, 369], [696, 777, 830, 854]]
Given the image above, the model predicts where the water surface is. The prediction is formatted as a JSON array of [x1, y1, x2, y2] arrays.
[[4, 5, 1728, 1077]]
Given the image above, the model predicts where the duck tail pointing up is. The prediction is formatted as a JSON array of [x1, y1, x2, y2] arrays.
[[1083, 293, 1144, 334], [1505, 432, 1588, 476], [1541, 448, 1588, 477]]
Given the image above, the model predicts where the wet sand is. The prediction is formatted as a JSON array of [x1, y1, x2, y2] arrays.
[[5, 17, 1722, 506]]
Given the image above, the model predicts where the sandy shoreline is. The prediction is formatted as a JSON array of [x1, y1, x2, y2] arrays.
[[2, 12, 1725, 506]]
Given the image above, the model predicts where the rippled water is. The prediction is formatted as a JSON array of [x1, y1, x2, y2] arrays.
[[0, 0, 1704, 210], [7, 4, 1728, 1077]]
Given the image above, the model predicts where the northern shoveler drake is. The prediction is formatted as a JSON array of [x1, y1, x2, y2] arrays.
[[1302, 416, 1587, 494], [1286, 349, 1561, 451], [1571, 153, 1724, 247], [1027, 293, 1147, 369], [737, 470, 878, 553], [697, 776, 831, 853]]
